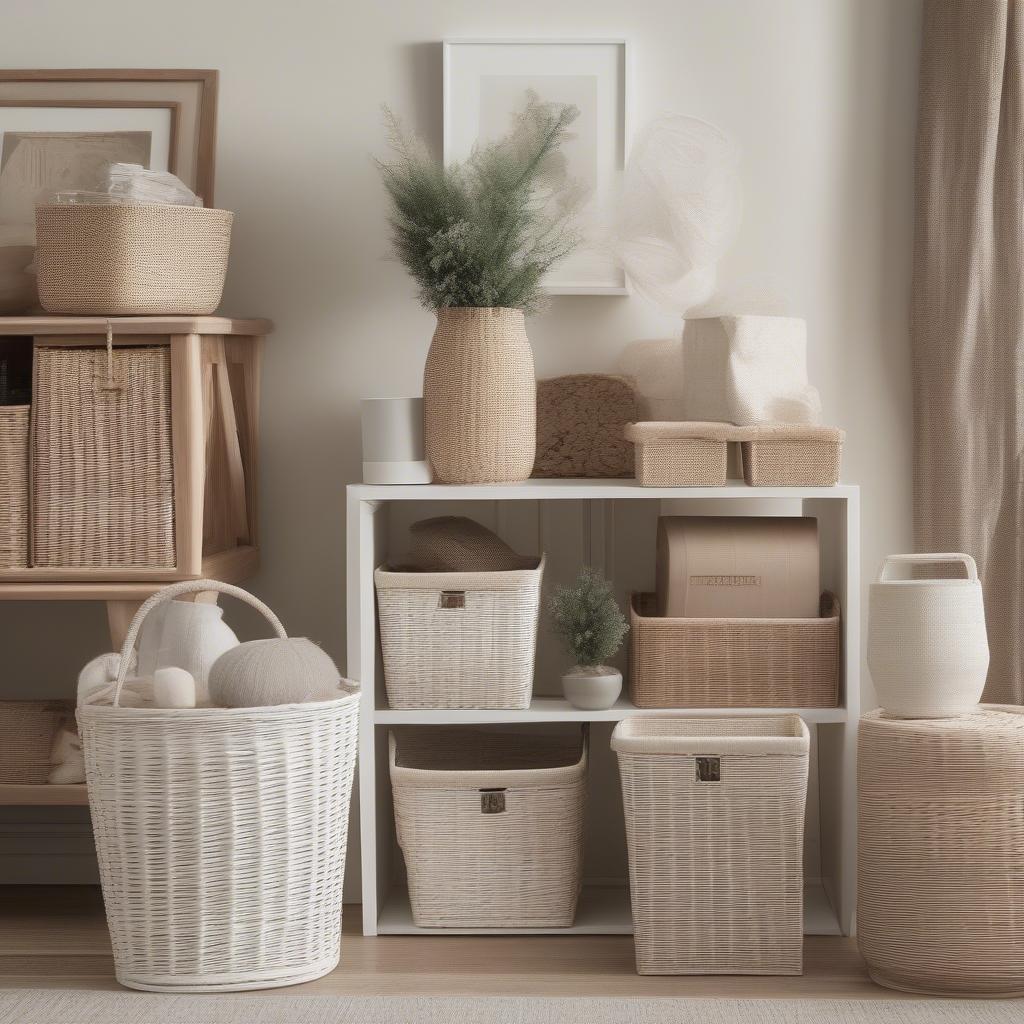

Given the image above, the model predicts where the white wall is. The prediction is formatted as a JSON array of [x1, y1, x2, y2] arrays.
[[0, 0, 920, 878]]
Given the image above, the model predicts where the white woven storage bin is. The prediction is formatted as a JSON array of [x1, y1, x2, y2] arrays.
[[390, 726, 587, 928], [375, 557, 544, 709], [612, 715, 809, 976], [78, 580, 360, 994]]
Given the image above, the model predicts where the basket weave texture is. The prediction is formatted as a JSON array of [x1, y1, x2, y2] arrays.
[[629, 592, 840, 708], [612, 715, 809, 975], [625, 422, 731, 486], [409, 516, 535, 572], [423, 307, 536, 484], [79, 579, 361, 993], [35, 204, 232, 316], [0, 700, 68, 783], [390, 726, 586, 928], [741, 425, 843, 487], [375, 557, 543, 709], [0, 405, 29, 568], [858, 706, 1024, 997], [32, 345, 174, 568]]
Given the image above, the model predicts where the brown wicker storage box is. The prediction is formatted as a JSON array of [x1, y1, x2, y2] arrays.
[[0, 405, 29, 568], [390, 726, 587, 928], [741, 425, 843, 486], [35, 203, 232, 316], [32, 344, 174, 568], [0, 700, 68, 784], [629, 592, 840, 708], [624, 422, 731, 486]]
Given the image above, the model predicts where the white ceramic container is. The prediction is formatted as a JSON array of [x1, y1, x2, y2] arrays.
[[361, 397, 432, 484], [867, 552, 989, 718], [562, 665, 623, 711]]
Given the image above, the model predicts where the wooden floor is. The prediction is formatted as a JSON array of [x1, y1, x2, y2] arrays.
[[0, 885, 901, 999]]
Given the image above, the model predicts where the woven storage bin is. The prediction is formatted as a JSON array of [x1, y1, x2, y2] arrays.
[[35, 203, 232, 316], [32, 344, 174, 568], [629, 592, 840, 708], [375, 557, 544, 709], [390, 726, 587, 928], [624, 422, 731, 486], [0, 405, 29, 568], [612, 715, 809, 975], [78, 580, 360, 993], [741, 425, 843, 486], [0, 700, 67, 784], [858, 707, 1024, 997]]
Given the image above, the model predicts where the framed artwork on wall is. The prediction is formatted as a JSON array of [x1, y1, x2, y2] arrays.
[[443, 39, 628, 296]]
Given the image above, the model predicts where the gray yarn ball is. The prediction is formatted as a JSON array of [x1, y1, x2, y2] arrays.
[[208, 638, 341, 708]]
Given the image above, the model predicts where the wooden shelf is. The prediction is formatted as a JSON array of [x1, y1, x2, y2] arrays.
[[0, 783, 88, 806], [0, 315, 272, 336]]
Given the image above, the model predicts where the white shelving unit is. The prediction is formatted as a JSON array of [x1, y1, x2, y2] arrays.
[[347, 479, 860, 938]]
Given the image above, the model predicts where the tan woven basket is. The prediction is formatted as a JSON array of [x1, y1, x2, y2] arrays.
[[858, 706, 1024, 998], [629, 592, 840, 708], [375, 557, 544, 709], [0, 405, 29, 568], [390, 726, 587, 928], [624, 422, 730, 486], [32, 343, 174, 568], [612, 715, 809, 975], [741, 425, 843, 487], [35, 203, 232, 316], [0, 700, 68, 783]]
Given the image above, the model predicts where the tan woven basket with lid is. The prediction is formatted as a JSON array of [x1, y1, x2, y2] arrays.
[[390, 725, 587, 928], [741, 424, 843, 486], [35, 203, 232, 315], [0, 405, 29, 568]]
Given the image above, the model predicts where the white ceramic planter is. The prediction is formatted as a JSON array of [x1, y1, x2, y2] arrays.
[[867, 552, 989, 719], [561, 665, 622, 711], [361, 397, 432, 484]]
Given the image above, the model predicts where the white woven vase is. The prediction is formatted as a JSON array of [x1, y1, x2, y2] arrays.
[[867, 553, 989, 718], [422, 307, 536, 484]]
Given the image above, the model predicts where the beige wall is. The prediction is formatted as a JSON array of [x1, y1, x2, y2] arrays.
[[0, 0, 920, 878]]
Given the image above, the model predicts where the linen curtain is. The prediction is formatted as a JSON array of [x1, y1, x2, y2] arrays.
[[913, 0, 1024, 704]]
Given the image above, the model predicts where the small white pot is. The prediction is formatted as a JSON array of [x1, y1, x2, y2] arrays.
[[562, 665, 622, 710], [361, 397, 432, 484]]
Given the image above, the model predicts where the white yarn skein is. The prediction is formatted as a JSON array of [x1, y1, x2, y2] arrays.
[[208, 638, 341, 708], [153, 666, 197, 709]]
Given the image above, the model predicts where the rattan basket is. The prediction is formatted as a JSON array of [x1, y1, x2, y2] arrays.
[[78, 579, 361, 993], [612, 715, 809, 975], [629, 592, 840, 708], [858, 706, 1024, 997], [0, 405, 29, 568], [741, 425, 843, 487], [390, 726, 587, 928], [35, 203, 232, 316], [0, 700, 68, 784], [374, 557, 544, 709], [31, 342, 174, 569], [624, 422, 731, 486]]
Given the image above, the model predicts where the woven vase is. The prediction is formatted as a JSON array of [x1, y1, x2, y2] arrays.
[[423, 307, 536, 484]]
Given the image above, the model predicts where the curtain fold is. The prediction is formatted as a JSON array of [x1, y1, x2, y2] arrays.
[[913, 0, 1024, 704]]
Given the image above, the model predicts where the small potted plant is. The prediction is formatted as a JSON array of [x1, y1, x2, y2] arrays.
[[549, 567, 629, 710]]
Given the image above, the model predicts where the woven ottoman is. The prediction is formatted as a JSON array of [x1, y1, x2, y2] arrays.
[[858, 706, 1024, 997]]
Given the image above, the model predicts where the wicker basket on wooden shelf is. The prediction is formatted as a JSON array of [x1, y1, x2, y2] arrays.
[[0, 700, 68, 784], [0, 405, 29, 568], [390, 726, 587, 928]]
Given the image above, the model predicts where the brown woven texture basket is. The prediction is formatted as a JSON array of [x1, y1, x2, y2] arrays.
[[35, 204, 232, 316], [32, 345, 174, 568], [624, 422, 732, 486], [0, 700, 69, 784], [423, 308, 535, 484], [741, 426, 843, 487], [628, 592, 841, 708], [0, 405, 29, 568], [408, 516, 535, 572], [858, 706, 1024, 998]]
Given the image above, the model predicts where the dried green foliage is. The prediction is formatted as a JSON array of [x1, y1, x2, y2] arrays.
[[549, 567, 629, 667]]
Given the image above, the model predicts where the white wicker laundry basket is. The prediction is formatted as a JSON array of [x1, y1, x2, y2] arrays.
[[78, 579, 360, 994], [612, 715, 809, 976], [390, 726, 587, 928], [375, 557, 544, 709]]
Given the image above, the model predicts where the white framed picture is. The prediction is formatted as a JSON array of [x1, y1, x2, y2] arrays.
[[443, 38, 628, 296]]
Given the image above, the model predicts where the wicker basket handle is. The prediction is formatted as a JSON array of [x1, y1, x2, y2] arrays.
[[113, 579, 288, 706], [878, 553, 978, 583]]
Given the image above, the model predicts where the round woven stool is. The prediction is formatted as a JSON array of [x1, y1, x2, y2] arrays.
[[858, 705, 1024, 997]]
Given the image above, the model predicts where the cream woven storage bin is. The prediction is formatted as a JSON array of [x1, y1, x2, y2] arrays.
[[612, 715, 809, 975], [0, 405, 29, 568], [390, 726, 587, 928], [741, 425, 843, 486], [32, 343, 174, 569], [629, 592, 840, 708], [375, 557, 544, 709], [35, 204, 232, 316], [78, 580, 360, 993], [858, 707, 1024, 997], [0, 700, 67, 784], [624, 422, 730, 486]]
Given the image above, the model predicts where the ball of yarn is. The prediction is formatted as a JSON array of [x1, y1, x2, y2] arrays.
[[153, 666, 197, 709], [207, 638, 341, 708]]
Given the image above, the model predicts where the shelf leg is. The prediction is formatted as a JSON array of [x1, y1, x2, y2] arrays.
[[106, 599, 144, 650]]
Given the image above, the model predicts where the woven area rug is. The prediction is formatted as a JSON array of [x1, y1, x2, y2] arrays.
[[1, 992, 1020, 1024]]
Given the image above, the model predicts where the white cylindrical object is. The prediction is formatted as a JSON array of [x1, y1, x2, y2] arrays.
[[361, 397, 431, 484], [867, 553, 989, 718]]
